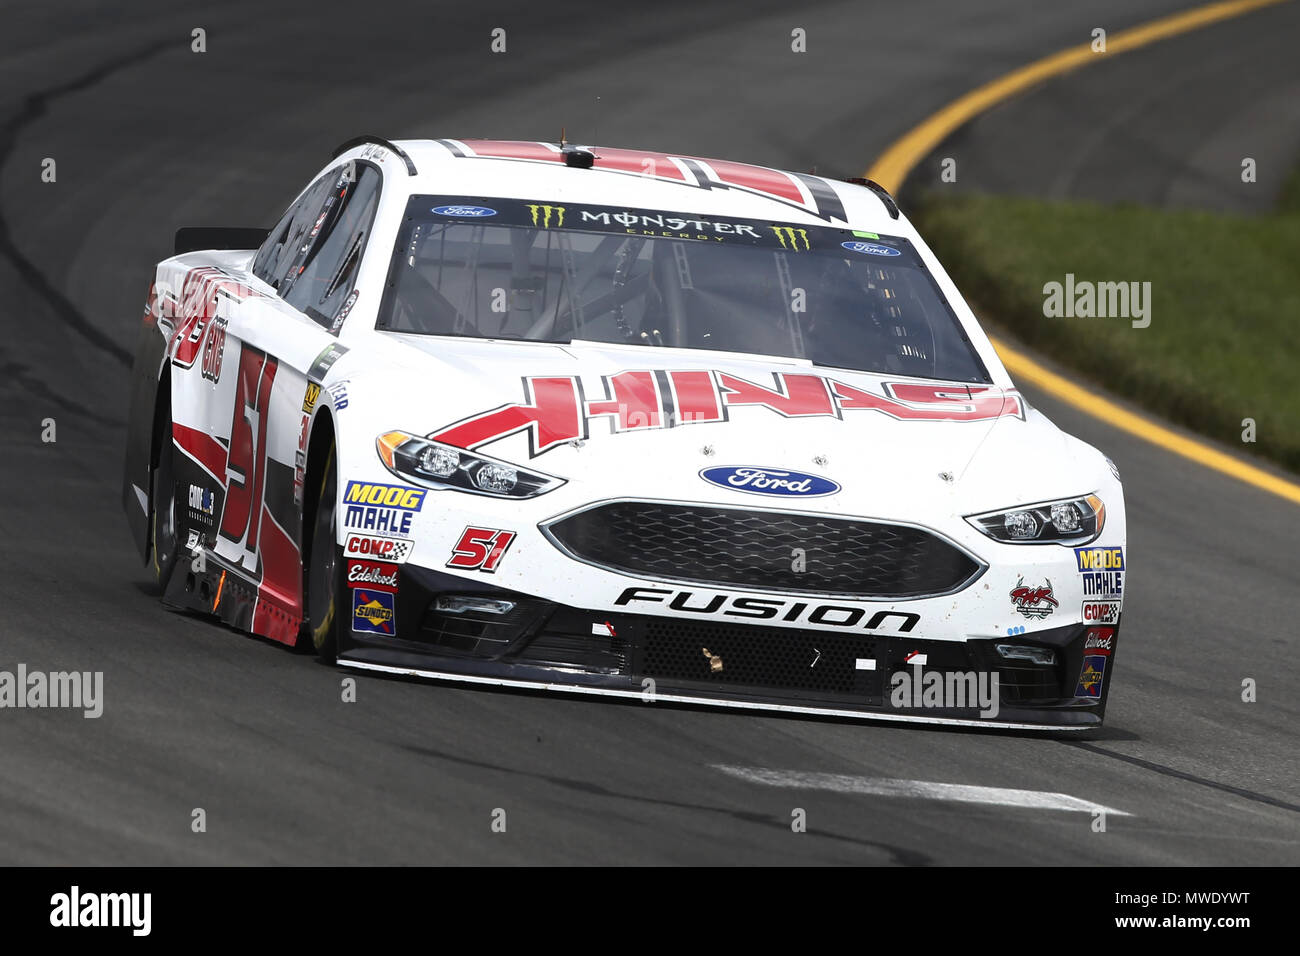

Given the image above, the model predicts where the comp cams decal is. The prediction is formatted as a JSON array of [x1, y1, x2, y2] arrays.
[[431, 370, 1024, 457], [344, 534, 412, 564], [1082, 600, 1120, 625]]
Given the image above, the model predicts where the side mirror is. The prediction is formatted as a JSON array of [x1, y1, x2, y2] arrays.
[[174, 227, 270, 256]]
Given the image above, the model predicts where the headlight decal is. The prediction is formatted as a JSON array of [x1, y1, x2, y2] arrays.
[[376, 431, 565, 499], [966, 494, 1105, 545]]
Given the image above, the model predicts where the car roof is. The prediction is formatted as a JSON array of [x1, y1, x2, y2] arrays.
[[344, 138, 904, 233]]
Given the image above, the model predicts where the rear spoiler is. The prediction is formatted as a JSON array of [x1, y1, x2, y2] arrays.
[[174, 226, 270, 256]]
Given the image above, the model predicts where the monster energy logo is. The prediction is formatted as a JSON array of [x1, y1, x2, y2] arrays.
[[528, 204, 566, 228], [770, 226, 810, 250]]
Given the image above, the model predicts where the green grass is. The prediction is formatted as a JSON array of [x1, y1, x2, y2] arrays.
[[912, 191, 1300, 474], [1278, 162, 1300, 215]]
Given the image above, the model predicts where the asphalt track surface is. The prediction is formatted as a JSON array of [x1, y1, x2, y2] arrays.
[[917, 0, 1300, 211], [1, 0, 1297, 864]]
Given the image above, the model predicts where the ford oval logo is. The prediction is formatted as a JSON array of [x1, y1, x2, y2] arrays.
[[841, 240, 900, 257], [432, 204, 497, 217], [700, 466, 841, 498]]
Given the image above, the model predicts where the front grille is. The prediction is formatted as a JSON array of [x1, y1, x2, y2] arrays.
[[997, 662, 1064, 703], [516, 631, 628, 674], [642, 617, 875, 695], [418, 596, 549, 656], [545, 501, 980, 598]]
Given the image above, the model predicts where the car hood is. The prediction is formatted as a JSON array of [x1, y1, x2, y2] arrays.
[[357, 334, 1100, 522]]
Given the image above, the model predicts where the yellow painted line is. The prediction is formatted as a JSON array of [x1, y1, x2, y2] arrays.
[[865, 0, 1300, 504], [865, 0, 1290, 193], [991, 335, 1300, 505]]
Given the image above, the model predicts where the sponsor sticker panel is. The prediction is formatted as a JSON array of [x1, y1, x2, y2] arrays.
[[347, 559, 399, 593], [352, 588, 396, 635], [1076, 546, 1124, 601], [344, 533, 412, 564], [1010, 577, 1058, 620], [1075, 626, 1115, 699]]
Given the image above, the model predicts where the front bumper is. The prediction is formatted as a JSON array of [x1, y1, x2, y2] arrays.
[[337, 562, 1119, 730]]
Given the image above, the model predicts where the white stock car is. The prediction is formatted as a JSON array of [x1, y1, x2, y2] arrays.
[[122, 136, 1127, 730]]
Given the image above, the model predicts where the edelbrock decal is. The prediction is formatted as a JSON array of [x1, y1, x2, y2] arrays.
[[699, 465, 839, 498]]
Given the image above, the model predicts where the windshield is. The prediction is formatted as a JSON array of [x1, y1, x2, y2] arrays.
[[377, 195, 990, 383]]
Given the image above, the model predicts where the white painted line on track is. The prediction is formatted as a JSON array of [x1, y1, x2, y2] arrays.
[[713, 765, 1131, 816]]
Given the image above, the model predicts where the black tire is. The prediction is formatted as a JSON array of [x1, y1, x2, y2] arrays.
[[151, 416, 181, 590], [306, 446, 341, 662]]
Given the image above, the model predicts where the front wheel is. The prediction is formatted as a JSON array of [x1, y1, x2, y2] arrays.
[[306, 446, 341, 662]]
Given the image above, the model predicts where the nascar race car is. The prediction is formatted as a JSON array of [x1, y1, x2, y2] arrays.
[[122, 136, 1126, 730]]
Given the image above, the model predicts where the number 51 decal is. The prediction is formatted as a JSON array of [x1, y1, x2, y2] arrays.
[[218, 347, 278, 574], [447, 527, 516, 572]]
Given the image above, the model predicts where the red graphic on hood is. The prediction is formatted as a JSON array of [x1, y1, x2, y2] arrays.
[[430, 369, 1023, 457]]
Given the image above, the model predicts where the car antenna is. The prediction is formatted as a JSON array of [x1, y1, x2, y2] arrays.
[[559, 127, 595, 169]]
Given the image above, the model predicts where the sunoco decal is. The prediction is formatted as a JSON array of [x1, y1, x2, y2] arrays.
[[1074, 627, 1114, 699], [1075, 656, 1107, 698], [352, 589, 396, 635]]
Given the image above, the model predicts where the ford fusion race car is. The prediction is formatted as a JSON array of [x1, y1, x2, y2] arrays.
[[122, 136, 1126, 730]]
